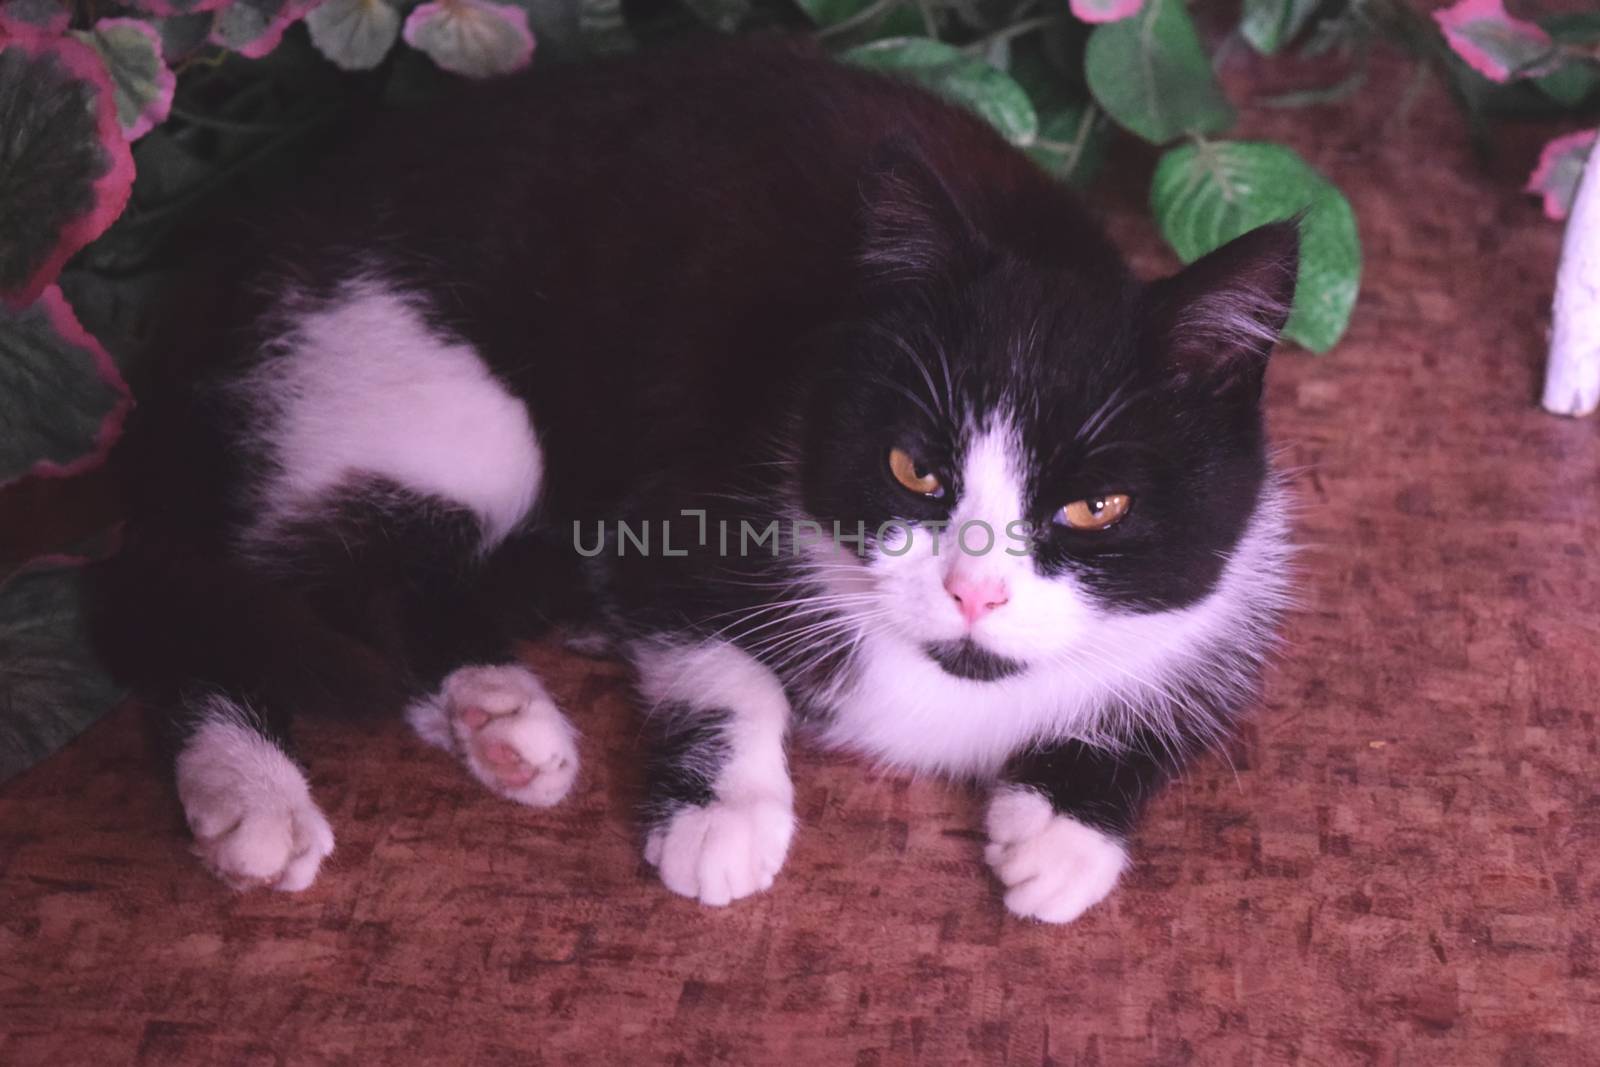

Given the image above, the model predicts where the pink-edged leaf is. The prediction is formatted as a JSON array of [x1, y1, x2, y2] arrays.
[[403, 0, 535, 78], [129, 0, 232, 14], [0, 0, 70, 35], [307, 0, 402, 71], [0, 29, 135, 309], [1433, 0, 1555, 83], [0, 285, 132, 486], [73, 19, 177, 141], [1526, 127, 1597, 221], [1070, 0, 1142, 25], [210, 0, 320, 59]]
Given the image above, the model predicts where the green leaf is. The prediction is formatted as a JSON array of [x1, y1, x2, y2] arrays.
[[307, 0, 402, 71], [1085, 0, 1234, 145], [1533, 60, 1600, 107], [1151, 140, 1361, 353], [796, 0, 921, 36], [1543, 12, 1600, 46], [1028, 100, 1108, 185], [0, 564, 127, 785], [843, 38, 1038, 147], [0, 285, 132, 484], [74, 19, 177, 141], [1239, 0, 1320, 56]]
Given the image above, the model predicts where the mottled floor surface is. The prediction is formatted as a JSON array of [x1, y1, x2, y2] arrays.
[[3, 45, 1598, 1067]]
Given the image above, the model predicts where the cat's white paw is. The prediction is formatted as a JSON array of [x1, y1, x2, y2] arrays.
[[176, 714, 335, 892], [644, 795, 795, 907], [984, 787, 1128, 924], [411, 664, 579, 807]]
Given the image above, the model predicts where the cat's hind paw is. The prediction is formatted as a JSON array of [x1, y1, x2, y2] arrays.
[[984, 787, 1128, 924], [410, 664, 580, 807], [176, 714, 335, 892], [644, 796, 795, 907]]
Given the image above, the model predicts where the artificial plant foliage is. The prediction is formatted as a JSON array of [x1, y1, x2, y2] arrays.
[[1151, 141, 1361, 353], [1001, 49, 1103, 186], [402, 0, 536, 78], [1028, 100, 1106, 186], [1532, 14, 1600, 107], [1240, 0, 1320, 56], [0, 285, 132, 485], [1432, 0, 1554, 83], [1527, 128, 1598, 221], [154, 11, 218, 61], [306, 0, 403, 71], [0, 28, 134, 309], [1069, 0, 1141, 25], [74, 18, 177, 141], [1084, 0, 1234, 145], [793, 0, 920, 37], [132, 0, 232, 13], [843, 37, 1038, 147], [0, 0, 70, 34], [0, 564, 127, 786], [210, 0, 321, 58]]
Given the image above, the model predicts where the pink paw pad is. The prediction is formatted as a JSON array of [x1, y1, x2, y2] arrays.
[[436, 665, 580, 808]]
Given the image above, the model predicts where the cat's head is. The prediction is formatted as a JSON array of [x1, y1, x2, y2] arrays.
[[799, 147, 1298, 680]]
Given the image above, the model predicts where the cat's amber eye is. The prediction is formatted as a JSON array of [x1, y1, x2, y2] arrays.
[[888, 447, 944, 498], [1057, 494, 1131, 530]]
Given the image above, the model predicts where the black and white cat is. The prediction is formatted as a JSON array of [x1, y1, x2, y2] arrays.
[[95, 36, 1296, 923]]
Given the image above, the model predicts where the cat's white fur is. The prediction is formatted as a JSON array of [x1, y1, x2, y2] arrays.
[[237, 278, 542, 549], [407, 664, 580, 807], [635, 640, 796, 906], [985, 787, 1128, 923], [175, 695, 335, 891]]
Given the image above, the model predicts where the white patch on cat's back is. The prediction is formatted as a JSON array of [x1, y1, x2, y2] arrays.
[[241, 277, 541, 547]]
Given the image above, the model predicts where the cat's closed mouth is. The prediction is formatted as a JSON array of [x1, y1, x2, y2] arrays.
[[922, 640, 1028, 683]]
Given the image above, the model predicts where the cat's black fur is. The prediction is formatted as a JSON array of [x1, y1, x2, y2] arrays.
[[92, 35, 1297, 918]]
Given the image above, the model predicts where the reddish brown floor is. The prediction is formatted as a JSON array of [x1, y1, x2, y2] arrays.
[[3, 46, 1599, 1067]]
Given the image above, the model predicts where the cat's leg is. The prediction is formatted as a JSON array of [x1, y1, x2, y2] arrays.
[[265, 483, 581, 809], [233, 278, 580, 808], [633, 640, 796, 907], [173, 692, 336, 892], [985, 736, 1179, 924]]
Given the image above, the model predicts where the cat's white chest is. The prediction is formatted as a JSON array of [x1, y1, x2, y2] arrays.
[[813, 631, 1097, 779]]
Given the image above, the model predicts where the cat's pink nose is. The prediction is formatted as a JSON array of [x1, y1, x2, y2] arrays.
[[945, 573, 1009, 625]]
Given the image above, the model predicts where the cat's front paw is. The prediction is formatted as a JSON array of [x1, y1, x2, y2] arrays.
[[411, 664, 580, 807], [644, 796, 795, 907], [984, 787, 1128, 924], [176, 720, 335, 892]]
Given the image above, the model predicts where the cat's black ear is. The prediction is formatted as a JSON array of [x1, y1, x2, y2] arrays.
[[859, 138, 982, 280], [1145, 220, 1300, 395]]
